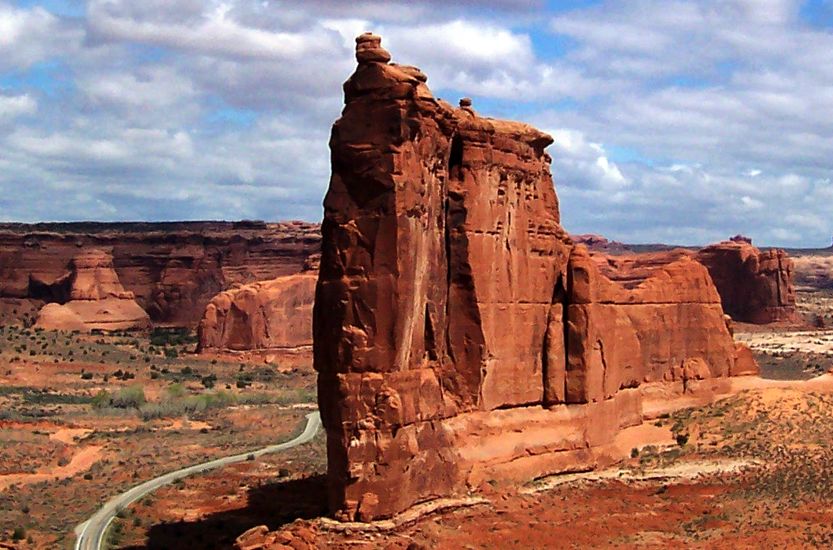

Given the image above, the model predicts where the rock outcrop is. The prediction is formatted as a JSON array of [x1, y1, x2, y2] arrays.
[[35, 249, 150, 332], [590, 240, 799, 325], [0, 221, 320, 327], [696, 239, 798, 324], [313, 34, 757, 521], [198, 273, 316, 352]]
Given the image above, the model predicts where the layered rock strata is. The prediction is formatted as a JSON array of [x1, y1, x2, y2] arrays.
[[35, 249, 150, 331], [313, 34, 758, 521], [0, 221, 320, 326]]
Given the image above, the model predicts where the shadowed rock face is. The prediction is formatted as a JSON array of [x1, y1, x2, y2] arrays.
[[313, 34, 758, 521], [696, 240, 798, 324]]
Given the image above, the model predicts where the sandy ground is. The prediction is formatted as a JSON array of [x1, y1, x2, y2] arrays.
[[0, 445, 103, 491], [736, 329, 833, 355]]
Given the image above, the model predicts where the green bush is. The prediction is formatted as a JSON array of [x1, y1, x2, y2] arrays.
[[12, 527, 25, 541], [92, 386, 146, 409], [111, 386, 146, 408], [91, 390, 112, 409], [166, 383, 186, 400]]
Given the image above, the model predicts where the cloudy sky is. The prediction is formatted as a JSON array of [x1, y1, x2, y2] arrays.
[[1, 0, 832, 246]]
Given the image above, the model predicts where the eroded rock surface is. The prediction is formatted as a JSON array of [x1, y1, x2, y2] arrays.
[[313, 34, 758, 521], [591, 240, 799, 325], [0, 221, 320, 326], [35, 249, 150, 332], [696, 239, 798, 324], [198, 273, 316, 352]]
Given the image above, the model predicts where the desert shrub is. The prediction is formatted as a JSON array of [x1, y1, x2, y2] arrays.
[[676, 433, 689, 447], [164, 348, 179, 359], [12, 527, 25, 541], [201, 374, 216, 389], [111, 386, 146, 408], [166, 383, 186, 400], [91, 390, 112, 409], [150, 327, 196, 347], [93, 386, 146, 409]]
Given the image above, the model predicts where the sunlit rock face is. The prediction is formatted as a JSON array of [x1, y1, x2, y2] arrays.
[[313, 33, 756, 522], [197, 272, 316, 352]]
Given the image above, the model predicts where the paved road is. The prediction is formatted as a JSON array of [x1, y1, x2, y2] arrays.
[[74, 411, 321, 550]]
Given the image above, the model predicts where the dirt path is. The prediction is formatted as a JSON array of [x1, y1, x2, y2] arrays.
[[0, 445, 103, 491], [49, 428, 94, 445]]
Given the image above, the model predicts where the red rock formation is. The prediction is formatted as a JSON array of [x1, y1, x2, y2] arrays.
[[590, 248, 692, 288], [313, 34, 757, 521], [696, 240, 798, 324], [590, 241, 799, 325], [70, 249, 136, 301], [0, 221, 320, 326], [198, 273, 316, 352], [35, 249, 150, 331], [571, 233, 631, 254]]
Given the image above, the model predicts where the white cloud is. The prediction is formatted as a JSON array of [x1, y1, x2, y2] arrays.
[[0, 94, 36, 120], [0, 0, 830, 247], [79, 66, 197, 111], [0, 2, 81, 69], [87, 0, 343, 61], [547, 128, 628, 191]]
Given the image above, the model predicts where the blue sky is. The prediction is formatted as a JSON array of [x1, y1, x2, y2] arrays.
[[0, 0, 832, 246]]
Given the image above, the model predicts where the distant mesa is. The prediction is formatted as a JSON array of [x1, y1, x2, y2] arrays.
[[696, 239, 797, 324], [587, 238, 799, 325]]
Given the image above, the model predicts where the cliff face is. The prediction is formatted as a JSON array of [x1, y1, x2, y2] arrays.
[[0, 221, 320, 327], [197, 273, 316, 352], [590, 241, 799, 325], [696, 239, 798, 324], [313, 34, 756, 522]]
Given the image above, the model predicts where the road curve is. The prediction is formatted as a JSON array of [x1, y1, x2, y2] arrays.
[[74, 411, 321, 550]]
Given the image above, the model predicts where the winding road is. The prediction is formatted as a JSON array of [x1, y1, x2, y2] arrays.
[[73, 411, 321, 550]]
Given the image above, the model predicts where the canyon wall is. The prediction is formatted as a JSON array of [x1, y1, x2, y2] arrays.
[[313, 34, 756, 522], [0, 221, 320, 327]]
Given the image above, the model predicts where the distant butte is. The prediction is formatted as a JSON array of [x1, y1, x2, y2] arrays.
[[35, 249, 150, 332]]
